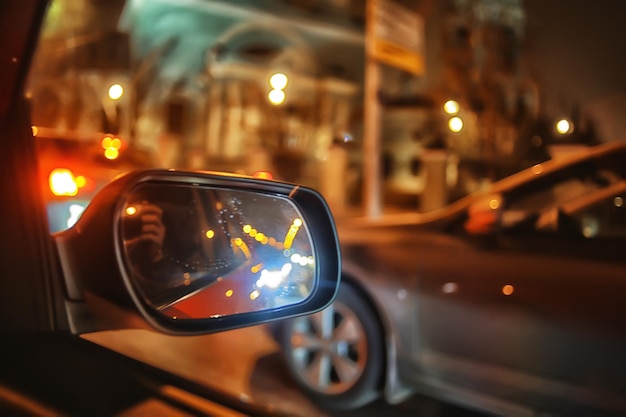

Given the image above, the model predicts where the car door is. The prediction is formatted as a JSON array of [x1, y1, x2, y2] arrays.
[[415, 186, 626, 413]]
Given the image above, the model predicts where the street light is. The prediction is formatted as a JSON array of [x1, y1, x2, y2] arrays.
[[107, 83, 124, 100], [268, 89, 286, 105], [556, 118, 572, 135], [269, 73, 288, 90], [443, 99, 460, 115], [268, 72, 288, 106]]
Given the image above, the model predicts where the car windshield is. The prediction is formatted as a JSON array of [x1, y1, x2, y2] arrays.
[[28, 0, 626, 415]]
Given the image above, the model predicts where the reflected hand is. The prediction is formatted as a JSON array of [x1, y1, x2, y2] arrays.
[[123, 203, 165, 263]]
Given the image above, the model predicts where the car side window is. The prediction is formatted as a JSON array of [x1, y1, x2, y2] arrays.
[[567, 194, 626, 239]]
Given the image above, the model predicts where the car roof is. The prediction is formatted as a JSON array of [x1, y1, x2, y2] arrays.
[[340, 142, 626, 231], [489, 141, 626, 194]]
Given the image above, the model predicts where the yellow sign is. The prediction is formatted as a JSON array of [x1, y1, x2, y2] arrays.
[[367, 0, 424, 75]]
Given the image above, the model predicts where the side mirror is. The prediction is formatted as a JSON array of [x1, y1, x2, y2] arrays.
[[54, 170, 341, 335]]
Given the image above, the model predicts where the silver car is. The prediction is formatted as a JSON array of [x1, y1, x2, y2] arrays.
[[276, 142, 626, 416]]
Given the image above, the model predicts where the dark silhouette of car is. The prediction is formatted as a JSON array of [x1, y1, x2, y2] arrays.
[[277, 142, 626, 417]]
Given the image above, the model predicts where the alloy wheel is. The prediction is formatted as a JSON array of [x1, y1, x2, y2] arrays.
[[287, 300, 368, 394]]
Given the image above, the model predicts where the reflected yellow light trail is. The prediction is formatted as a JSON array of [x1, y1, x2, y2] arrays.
[[242, 224, 283, 248], [232, 238, 252, 259], [283, 218, 303, 250]]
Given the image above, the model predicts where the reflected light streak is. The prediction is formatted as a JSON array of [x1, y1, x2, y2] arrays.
[[75, 175, 86, 188], [256, 263, 293, 289], [232, 238, 251, 259], [290, 253, 314, 267], [283, 220, 302, 250], [243, 224, 280, 247], [67, 204, 85, 228]]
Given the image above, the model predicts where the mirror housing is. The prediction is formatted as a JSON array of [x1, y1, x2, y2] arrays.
[[54, 170, 341, 335]]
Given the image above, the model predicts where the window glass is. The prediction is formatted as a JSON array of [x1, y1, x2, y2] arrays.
[[568, 193, 626, 239]]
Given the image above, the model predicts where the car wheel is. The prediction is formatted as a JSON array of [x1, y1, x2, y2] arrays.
[[279, 283, 384, 410]]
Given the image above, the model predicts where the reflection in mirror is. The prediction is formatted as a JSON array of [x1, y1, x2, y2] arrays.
[[120, 183, 316, 319]]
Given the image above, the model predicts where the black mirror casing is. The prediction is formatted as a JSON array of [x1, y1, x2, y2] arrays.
[[54, 170, 341, 335]]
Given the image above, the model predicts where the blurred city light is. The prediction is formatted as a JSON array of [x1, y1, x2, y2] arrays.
[[107, 83, 124, 100], [104, 148, 119, 160], [102, 135, 122, 160], [75, 175, 86, 188], [49, 168, 78, 196], [443, 100, 460, 115], [268, 89, 286, 105], [268, 72, 288, 105], [448, 116, 464, 133], [502, 285, 514, 296], [269, 73, 288, 90], [556, 118, 572, 135]]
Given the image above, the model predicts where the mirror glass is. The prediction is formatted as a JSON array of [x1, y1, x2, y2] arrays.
[[120, 182, 316, 319]]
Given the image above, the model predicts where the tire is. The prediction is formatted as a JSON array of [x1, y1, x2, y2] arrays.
[[279, 283, 384, 410]]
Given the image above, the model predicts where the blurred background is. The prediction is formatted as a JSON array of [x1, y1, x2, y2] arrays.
[[29, 1, 626, 415], [31, 0, 626, 219]]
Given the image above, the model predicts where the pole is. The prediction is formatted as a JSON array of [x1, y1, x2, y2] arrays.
[[364, 0, 382, 217]]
